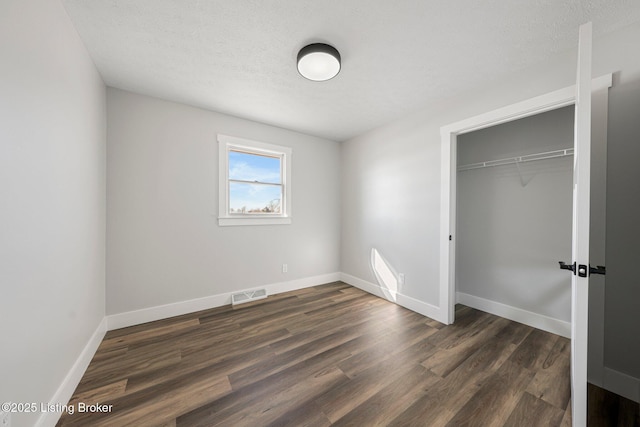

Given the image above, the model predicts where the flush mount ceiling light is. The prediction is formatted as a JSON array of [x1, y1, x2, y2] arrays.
[[297, 43, 341, 81]]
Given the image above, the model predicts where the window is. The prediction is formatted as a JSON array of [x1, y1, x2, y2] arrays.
[[218, 134, 292, 226]]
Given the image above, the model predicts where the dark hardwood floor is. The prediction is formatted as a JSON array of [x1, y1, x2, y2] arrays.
[[57, 282, 581, 426], [588, 383, 640, 427]]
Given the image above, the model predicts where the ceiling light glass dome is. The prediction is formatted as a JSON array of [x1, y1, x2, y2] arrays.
[[297, 43, 341, 81]]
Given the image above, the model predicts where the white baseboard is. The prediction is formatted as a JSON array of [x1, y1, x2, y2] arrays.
[[106, 272, 341, 330], [36, 317, 107, 427], [340, 273, 445, 324], [456, 292, 571, 338], [603, 367, 640, 403]]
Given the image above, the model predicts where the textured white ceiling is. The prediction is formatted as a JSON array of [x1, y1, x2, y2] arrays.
[[63, 0, 640, 141]]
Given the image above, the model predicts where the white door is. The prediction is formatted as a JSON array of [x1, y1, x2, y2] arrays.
[[570, 21, 593, 427]]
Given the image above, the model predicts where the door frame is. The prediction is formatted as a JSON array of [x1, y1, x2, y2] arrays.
[[438, 73, 612, 325]]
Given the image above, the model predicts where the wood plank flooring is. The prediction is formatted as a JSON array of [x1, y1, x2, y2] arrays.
[[588, 383, 640, 427], [57, 282, 576, 426]]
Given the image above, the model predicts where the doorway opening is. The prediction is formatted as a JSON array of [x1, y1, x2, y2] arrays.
[[455, 105, 574, 338], [438, 74, 611, 327], [439, 75, 612, 399]]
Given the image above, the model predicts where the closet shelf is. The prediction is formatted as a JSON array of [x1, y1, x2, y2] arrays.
[[457, 148, 574, 171]]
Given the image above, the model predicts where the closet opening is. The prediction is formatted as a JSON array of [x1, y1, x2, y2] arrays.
[[455, 106, 574, 338], [439, 74, 611, 386]]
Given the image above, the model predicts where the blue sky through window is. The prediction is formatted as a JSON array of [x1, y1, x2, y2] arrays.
[[229, 151, 281, 183], [229, 150, 282, 213]]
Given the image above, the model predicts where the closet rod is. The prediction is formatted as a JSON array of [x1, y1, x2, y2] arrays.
[[457, 148, 574, 171]]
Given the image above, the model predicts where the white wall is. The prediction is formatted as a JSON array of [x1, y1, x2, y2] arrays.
[[341, 48, 578, 310], [456, 107, 574, 323], [341, 21, 640, 398], [0, 1, 106, 426], [341, 117, 442, 304], [106, 89, 341, 315]]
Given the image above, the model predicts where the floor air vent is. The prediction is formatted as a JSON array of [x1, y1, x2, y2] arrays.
[[231, 288, 268, 306]]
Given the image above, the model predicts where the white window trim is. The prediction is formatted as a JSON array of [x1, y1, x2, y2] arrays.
[[218, 134, 292, 226]]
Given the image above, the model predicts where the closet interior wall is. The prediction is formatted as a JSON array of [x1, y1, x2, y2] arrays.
[[456, 105, 575, 326]]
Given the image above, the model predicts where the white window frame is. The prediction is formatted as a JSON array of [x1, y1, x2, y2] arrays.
[[218, 134, 292, 226]]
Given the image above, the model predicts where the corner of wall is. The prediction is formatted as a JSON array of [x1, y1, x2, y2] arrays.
[[36, 318, 108, 427], [340, 272, 445, 324]]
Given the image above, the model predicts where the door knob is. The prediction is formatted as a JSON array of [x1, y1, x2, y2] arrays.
[[578, 265, 588, 277], [559, 261, 606, 277], [559, 261, 575, 273]]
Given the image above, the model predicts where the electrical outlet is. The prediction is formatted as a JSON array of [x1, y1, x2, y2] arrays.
[[1, 410, 10, 427], [282, 264, 288, 273], [398, 273, 405, 285]]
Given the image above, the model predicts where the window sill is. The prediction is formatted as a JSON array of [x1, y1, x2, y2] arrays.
[[218, 216, 292, 227]]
